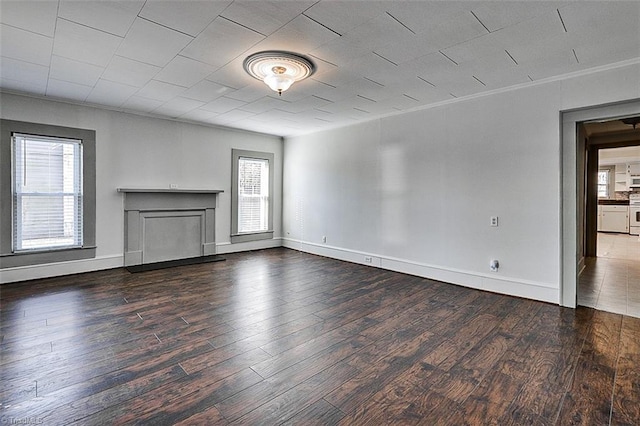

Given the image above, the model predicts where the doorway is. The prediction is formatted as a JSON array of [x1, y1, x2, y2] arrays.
[[577, 117, 640, 317], [560, 100, 640, 310]]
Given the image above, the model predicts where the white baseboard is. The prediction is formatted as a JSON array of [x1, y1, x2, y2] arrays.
[[1, 254, 124, 284], [0, 238, 285, 284], [2, 238, 560, 305], [283, 238, 559, 305], [215, 237, 283, 254]]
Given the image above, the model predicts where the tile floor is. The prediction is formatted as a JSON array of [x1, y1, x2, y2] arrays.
[[578, 232, 640, 318]]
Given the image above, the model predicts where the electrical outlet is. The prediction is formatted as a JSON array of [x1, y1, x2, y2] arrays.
[[490, 216, 499, 227], [322, 236, 326, 243], [490, 259, 499, 272], [364, 256, 372, 263], [170, 183, 178, 189]]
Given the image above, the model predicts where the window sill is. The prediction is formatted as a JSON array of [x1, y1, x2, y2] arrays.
[[0, 246, 96, 268]]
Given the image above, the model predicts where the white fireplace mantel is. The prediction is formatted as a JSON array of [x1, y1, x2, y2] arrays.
[[117, 188, 223, 267]]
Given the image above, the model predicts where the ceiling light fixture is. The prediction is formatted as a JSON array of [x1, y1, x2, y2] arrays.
[[621, 117, 640, 130], [243, 51, 316, 96]]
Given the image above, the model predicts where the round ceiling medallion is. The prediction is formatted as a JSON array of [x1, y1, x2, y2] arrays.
[[243, 51, 316, 95]]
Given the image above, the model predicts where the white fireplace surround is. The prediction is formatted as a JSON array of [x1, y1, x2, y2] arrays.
[[117, 188, 222, 267]]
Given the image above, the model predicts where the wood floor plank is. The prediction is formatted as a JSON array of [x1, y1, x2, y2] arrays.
[[0, 247, 636, 425], [556, 310, 623, 425], [611, 316, 640, 425], [280, 398, 345, 426]]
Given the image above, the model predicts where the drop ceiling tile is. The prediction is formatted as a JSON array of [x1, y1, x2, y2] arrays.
[[205, 56, 254, 90], [404, 52, 460, 85], [49, 55, 104, 87], [45, 78, 92, 101], [462, 56, 529, 90], [224, 86, 268, 103], [381, 93, 430, 111], [441, 32, 504, 65], [86, 79, 138, 107], [294, 78, 354, 103], [136, 80, 187, 102], [385, 2, 472, 34], [0, 77, 46, 95], [397, 77, 441, 102], [573, 35, 640, 69], [58, 0, 144, 37], [561, 1, 640, 35], [275, 95, 333, 114], [341, 13, 416, 53], [304, 1, 388, 35], [181, 17, 264, 68], [520, 49, 582, 81], [372, 35, 440, 66], [139, 0, 231, 37], [210, 109, 256, 124], [179, 108, 219, 122], [374, 12, 488, 65], [121, 95, 164, 113], [0, 56, 49, 84], [200, 96, 247, 114], [53, 18, 122, 67], [310, 38, 372, 68], [308, 68, 358, 90], [153, 56, 215, 88], [470, 2, 564, 32], [497, 9, 566, 54], [239, 96, 291, 114], [182, 80, 234, 103], [152, 97, 205, 118], [506, 32, 572, 68], [221, 1, 313, 36], [102, 56, 161, 88], [250, 109, 297, 123], [116, 18, 193, 67], [0, 24, 53, 66], [0, 0, 58, 37], [250, 14, 341, 54]]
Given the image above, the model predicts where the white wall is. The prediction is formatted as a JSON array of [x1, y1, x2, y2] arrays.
[[0, 93, 283, 283], [283, 61, 640, 304]]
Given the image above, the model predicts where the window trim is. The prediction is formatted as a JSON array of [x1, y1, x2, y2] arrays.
[[231, 149, 274, 244], [1, 119, 96, 268]]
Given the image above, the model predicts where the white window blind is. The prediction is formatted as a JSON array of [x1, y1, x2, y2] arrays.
[[238, 156, 269, 233], [12, 133, 83, 252], [598, 170, 609, 198]]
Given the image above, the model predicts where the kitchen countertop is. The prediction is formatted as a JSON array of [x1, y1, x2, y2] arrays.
[[598, 199, 630, 205]]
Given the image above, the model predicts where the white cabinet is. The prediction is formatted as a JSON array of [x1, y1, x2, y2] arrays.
[[614, 164, 628, 192], [600, 205, 629, 233], [629, 162, 640, 176]]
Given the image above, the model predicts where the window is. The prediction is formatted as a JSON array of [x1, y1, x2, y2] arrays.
[[12, 134, 83, 252], [1, 119, 95, 268], [598, 166, 614, 199], [231, 149, 274, 243]]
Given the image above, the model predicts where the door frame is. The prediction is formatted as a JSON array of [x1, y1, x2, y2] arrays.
[[560, 99, 640, 307]]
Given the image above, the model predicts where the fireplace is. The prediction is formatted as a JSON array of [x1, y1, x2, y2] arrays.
[[118, 188, 223, 268]]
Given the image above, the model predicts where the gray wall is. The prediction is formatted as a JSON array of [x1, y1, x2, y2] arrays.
[[1, 93, 282, 282], [283, 61, 640, 304]]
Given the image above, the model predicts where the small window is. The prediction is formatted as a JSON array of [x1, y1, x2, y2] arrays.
[[12, 134, 83, 252], [598, 166, 614, 199], [231, 149, 274, 243]]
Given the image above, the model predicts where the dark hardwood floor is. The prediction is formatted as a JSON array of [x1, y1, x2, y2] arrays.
[[1, 247, 638, 425]]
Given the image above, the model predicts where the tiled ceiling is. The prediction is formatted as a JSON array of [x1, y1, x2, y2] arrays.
[[1, 1, 639, 137]]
